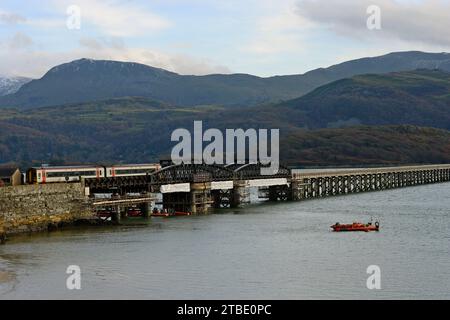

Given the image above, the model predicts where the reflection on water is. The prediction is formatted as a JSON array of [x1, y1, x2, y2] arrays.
[[1, 183, 450, 299], [0, 255, 19, 295], [0, 271, 15, 284]]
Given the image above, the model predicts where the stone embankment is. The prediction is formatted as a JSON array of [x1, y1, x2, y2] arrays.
[[0, 183, 92, 243]]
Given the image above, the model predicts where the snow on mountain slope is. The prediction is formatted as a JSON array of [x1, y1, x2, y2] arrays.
[[0, 76, 32, 96]]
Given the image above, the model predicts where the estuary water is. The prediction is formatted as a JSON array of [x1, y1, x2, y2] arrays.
[[1, 182, 450, 299]]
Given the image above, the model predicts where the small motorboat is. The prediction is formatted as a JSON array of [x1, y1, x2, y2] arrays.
[[150, 208, 192, 217], [151, 212, 171, 217], [331, 221, 379, 232], [174, 211, 192, 216], [127, 208, 142, 217], [96, 209, 115, 222]]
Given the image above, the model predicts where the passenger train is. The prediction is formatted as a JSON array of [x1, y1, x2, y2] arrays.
[[106, 164, 161, 178], [26, 163, 161, 184]]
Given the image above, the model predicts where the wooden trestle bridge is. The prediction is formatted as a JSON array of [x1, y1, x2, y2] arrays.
[[84, 163, 450, 215]]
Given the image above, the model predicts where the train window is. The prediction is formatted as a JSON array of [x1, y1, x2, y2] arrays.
[[46, 171, 97, 178], [114, 169, 156, 175]]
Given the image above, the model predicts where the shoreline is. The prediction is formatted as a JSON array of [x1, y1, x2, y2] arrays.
[[0, 217, 118, 245]]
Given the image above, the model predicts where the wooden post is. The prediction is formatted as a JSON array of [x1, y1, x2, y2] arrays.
[[113, 205, 121, 223]]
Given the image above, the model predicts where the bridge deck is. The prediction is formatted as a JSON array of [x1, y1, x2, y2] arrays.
[[292, 164, 450, 179]]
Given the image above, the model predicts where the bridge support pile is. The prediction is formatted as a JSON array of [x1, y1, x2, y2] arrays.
[[160, 183, 214, 214], [190, 182, 213, 214], [231, 181, 250, 208]]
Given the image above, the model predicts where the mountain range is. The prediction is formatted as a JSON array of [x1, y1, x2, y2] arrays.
[[0, 76, 32, 96], [1, 51, 450, 109], [1, 51, 450, 167], [224, 69, 450, 130], [1, 69, 450, 166]]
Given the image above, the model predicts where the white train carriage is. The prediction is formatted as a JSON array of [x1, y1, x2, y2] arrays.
[[27, 165, 105, 184], [105, 163, 161, 178]]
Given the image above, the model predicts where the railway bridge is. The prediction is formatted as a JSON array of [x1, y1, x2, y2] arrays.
[[85, 163, 291, 214], [84, 163, 450, 215]]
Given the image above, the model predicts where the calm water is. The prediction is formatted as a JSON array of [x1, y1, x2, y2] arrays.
[[1, 183, 450, 299]]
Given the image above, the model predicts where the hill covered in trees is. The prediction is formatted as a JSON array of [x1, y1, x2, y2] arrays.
[[1, 88, 450, 167]]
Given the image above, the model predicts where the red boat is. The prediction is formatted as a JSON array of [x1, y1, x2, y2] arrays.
[[127, 208, 142, 217], [151, 212, 171, 217], [331, 221, 379, 232], [151, 209, 192, 217], [96, 209, 116, 221], [174, 211, 192, 216]]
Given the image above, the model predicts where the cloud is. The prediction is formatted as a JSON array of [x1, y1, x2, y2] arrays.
[[77, 37, 232, 75], [241, 0, 311, 55], [7, 32, 34, 50], [52, 0, 171, 37], [0, 36, 231, 77], [0, 9, 66, 29], [0, 1, 229, 78], [0, 10, 26, 24], [296, 0, 450, 48]]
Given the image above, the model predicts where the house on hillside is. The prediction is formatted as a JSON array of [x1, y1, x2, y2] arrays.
[[0, 167, 22, 187]]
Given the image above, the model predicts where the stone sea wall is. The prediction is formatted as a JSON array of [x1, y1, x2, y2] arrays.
[[0, 183, 92, 241]]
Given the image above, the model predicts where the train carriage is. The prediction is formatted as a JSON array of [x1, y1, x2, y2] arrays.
[[105, 163, 161, 178], [27, 165, 105, 184]]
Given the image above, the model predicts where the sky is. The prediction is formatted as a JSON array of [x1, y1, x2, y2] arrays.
[[1, 0, 450, 78]]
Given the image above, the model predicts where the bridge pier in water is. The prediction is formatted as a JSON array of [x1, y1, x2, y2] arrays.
[[112, 205, 121, 223], [190, 182, 213, 214], [140, 202, 150, 218], [231, 181, 250, 208], [160, 182, 213, 214]]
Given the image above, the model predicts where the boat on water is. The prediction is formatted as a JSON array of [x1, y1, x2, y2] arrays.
[[151, 208, 192, 217], [127, 207, 142, 217], [151, 212, 171, 217], [96, 208, 115, 221], [331, 221, 379, 232], [173, 211, 192, 216]]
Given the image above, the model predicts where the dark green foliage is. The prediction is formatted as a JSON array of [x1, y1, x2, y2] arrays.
[[281, 125, 450, 166], [236, 69, 450, 130]]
